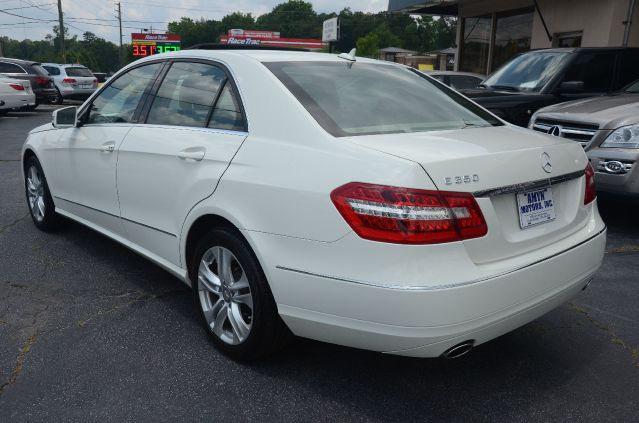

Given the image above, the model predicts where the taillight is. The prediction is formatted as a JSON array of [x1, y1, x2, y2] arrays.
[[36, 76, 50, 86], [8, 83, 25, 91], [584, 163, 597, 205], [62, 78, 76, 84], [330, 182, 488, 244]]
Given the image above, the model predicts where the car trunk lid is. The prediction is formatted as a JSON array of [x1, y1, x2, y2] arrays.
[[345, 125, 591, 263]]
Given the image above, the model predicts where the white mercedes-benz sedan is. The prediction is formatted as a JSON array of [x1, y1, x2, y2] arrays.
[[21, 48, 606, 360]]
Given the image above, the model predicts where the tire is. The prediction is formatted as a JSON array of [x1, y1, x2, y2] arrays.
[[24, 103, 38, 112], [54, 88, 63, 105], [24, 156, 61, 230], [190, 227, 290, 360]]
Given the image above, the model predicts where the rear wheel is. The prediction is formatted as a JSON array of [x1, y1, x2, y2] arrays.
[[24, 156, 60, 230], [191, 228, 289, 360], [54, 88, 63, 105]]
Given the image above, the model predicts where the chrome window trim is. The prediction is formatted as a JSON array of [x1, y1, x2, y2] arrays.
[[473, 170, 584, 197]]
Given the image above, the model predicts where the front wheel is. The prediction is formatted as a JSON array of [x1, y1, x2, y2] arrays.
[[191, 228, 290, 360], [24, 156, 61, 230]]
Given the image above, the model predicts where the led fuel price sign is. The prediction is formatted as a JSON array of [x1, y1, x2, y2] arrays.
[[132, 33, 181, 57]]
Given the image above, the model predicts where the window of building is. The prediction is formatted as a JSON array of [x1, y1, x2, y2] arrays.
[[492, 9, 534, 71], [459, 15, 492, 74], [553, 31, 583, 48]]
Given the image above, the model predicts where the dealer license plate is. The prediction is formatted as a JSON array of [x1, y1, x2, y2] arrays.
[[516, 187, 556, 229]]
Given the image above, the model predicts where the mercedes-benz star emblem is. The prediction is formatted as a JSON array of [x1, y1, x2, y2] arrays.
[[547, 125, 562, 137], [540, 152, 552, 173]]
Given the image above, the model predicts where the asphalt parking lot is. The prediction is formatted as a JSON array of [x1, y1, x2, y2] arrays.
[[0, 106, 638, 422]]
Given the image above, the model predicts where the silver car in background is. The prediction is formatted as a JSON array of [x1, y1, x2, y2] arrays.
[[42, 63, 98, 104], [530, 79, 639, 196]]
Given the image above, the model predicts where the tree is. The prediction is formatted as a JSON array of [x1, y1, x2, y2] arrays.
[[355, 24, 403, 58], [256, 0, 319, 38]]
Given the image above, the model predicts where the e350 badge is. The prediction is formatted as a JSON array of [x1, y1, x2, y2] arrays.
[[444, 174, 480, 185]]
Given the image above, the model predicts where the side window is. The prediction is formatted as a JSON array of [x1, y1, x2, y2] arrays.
[[147, 62, 226, 127], [208, 82, 245, 131], [43, 66, 60, 76], [0, 62, 25, 73], [88, 62, 162, 124], [617, 51, 639, 89], [562, 53, 615, 92]]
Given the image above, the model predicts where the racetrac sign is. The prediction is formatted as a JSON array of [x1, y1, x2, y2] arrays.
[[220, 33, 324, 50]]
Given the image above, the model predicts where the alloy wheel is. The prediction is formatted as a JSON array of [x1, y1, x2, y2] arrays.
[[198, 246, 253, 345], [26, 165, 46, 223]]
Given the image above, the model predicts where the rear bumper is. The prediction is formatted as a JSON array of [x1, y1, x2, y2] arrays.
[[59, 87, 95, 99], [250, 222, 606, 357]]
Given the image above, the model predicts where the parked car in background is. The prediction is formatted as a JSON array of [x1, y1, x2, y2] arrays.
[[92, 72, 108, 87], [0, 77, 36, 114], [461, 48, 639, 127], [22, 49, 606, 360], [427, 71, 484, 90], [0, 58, 57, 109], [530, 78, 639, 196], [42, 63, 98, 104]]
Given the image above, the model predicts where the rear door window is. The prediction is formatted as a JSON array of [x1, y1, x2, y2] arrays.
[[208, 82, 245, 131], [0, 62, 26, 73], [43, 66, 60, 76], [449, 75, 482, 90], [146, 61, 226, 128], [561, 53, 615, 92]]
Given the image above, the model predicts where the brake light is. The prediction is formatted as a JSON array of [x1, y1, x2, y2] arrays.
[[584, 163, 597, 205], [36, 76, 50, 86], [8, 83, 25, 91], [62, 78, 77, 84], [331, 182, 488, 244]]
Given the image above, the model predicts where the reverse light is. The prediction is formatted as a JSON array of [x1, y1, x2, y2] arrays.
[[331, 182, 488, 244], [584, 163, 597, 205], [8, 83, 25, 91]]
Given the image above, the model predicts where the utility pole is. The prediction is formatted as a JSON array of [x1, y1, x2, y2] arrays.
[[116, 2, 123, 69], [57, 0, 66, 63]]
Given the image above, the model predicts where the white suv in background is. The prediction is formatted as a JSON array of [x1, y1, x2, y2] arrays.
[[42, 63, 97, 104]]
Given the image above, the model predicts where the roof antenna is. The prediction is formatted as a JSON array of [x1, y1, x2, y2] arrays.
[[337, 48, 356, 62]]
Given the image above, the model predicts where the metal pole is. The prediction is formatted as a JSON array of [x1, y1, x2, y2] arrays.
[[117, 2, 123, 68], [623, 0, 637, 46], [533, 0, 553, 43], [57, 0, 66, 63]]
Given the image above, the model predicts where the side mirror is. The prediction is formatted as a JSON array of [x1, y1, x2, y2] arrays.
[[558, 81, 585, 93], [52, 106, 78, 128]]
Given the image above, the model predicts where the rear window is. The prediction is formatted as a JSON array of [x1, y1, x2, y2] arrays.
[[66, 67, 93, 77], [266, 61, 502, 137]]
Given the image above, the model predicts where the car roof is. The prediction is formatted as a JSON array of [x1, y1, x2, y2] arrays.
[[527, 47, 639, 54], [0, 57, 38, 66], [427, 71, 485, 78], [148, 49, 388, 65], [42, 63, 88, 68]]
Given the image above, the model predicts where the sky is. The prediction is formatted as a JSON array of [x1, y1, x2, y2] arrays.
[[0, 0, 388, 44]]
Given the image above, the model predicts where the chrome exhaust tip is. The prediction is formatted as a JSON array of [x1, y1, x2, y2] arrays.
[[582, 278, 593, 291], [440, 340, 475, 359]]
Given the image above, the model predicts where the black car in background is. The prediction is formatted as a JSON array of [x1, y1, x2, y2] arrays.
[[460, 48, 639, 127], [0, 58, 57, 109]]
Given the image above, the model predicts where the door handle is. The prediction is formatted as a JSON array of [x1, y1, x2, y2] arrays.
[[99, 141, 116, 153], [177, 147, 205, 161]]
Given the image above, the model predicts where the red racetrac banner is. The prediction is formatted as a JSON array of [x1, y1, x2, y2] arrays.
[[220, 36, 324, 50]]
